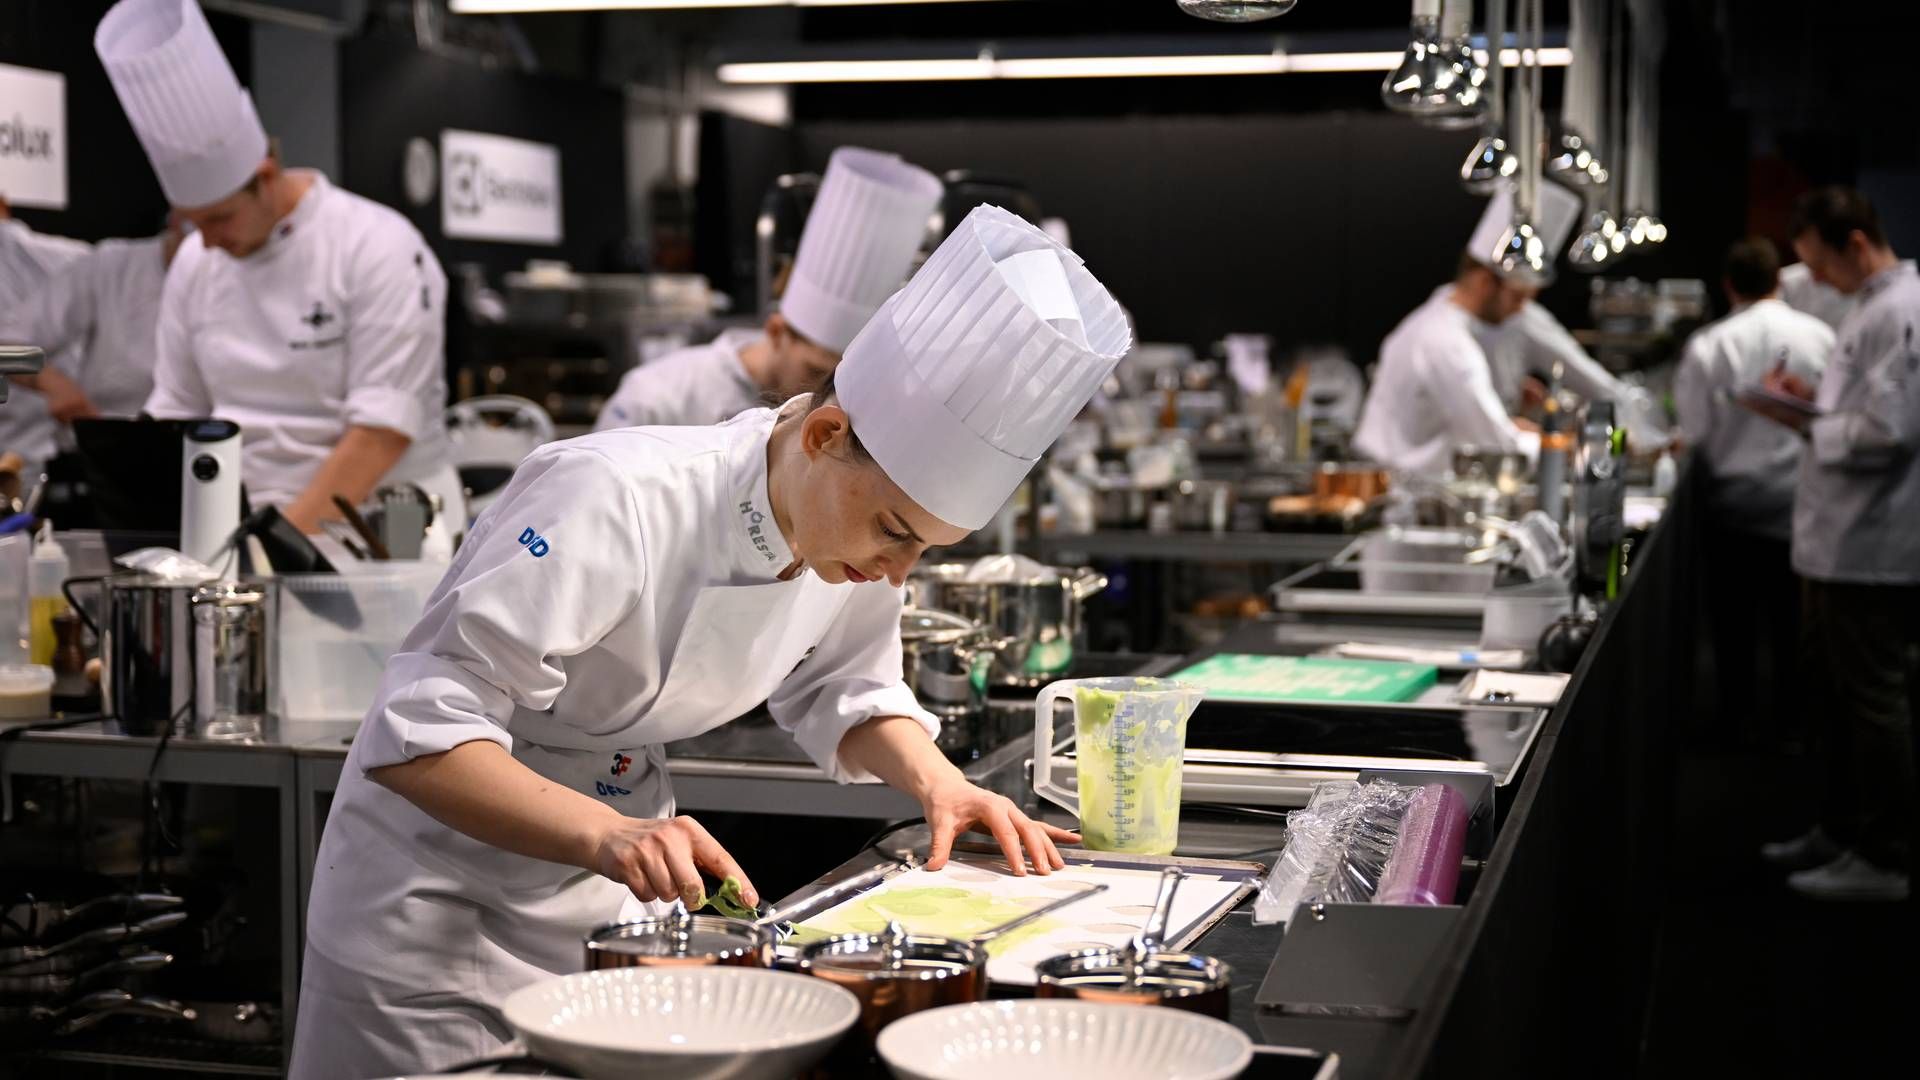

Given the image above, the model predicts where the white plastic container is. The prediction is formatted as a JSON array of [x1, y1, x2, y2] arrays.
[[275, 563, 446, 721], [1479, 581, 1575, 653], [0, 663, 54, 721]]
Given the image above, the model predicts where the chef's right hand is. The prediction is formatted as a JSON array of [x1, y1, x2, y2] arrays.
[[593, 815, 758, 910]]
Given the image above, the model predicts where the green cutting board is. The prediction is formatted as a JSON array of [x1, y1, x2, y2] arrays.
[[1172, 654, 1439, 704]]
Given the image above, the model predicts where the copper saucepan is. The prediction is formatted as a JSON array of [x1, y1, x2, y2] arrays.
[[799, 882, 1109, 1048], [1033, 867, 1234, 1019]]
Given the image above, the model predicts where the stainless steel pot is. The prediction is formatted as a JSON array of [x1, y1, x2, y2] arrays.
[[64, 573, 198, 736], [907, 564, 1108, 688], [898, 607, 998, 719], [192, 582, 276, 741], [585, 911, 773, 970]]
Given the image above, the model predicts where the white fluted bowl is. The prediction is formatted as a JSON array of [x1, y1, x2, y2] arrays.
[[877, 999, 1253, 1080], [500, 966, 859, 1080]]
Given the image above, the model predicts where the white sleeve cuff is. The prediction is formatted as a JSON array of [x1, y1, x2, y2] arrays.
[[345, 385, 427, 441], [353, 652, 515, 772], [774, 681, 941, 784]]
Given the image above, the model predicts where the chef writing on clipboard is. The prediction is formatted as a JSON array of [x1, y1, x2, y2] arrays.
[[287, 202, 1132, 1078]]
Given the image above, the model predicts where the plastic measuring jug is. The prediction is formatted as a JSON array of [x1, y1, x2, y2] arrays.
[[1032, 677, 1206, 855]]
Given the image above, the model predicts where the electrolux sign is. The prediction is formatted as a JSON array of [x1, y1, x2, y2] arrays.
[[0, 63, 67, 211], [440, 129, 562, 246]]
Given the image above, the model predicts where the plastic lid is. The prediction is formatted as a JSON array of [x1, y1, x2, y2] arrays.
[[0, 664, 55, 693]]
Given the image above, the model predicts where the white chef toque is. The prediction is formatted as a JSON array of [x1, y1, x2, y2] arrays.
[[781, 147, 943, 354], [95, 0, 268, 211], [836, 204, 1132, 531], [1466, 181, 1584, 282]]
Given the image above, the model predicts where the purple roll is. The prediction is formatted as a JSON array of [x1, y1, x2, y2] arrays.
[[1374, 783, 1469, 906]]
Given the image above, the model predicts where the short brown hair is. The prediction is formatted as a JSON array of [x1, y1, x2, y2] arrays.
[[1724, 237, 1781, 300], [1791, 186, 1886, 252]]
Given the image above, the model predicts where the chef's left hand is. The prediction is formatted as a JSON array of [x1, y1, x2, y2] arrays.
[[920, 777, 1079, 876]]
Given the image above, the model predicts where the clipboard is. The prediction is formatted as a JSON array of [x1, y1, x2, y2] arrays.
[[1735, 385, 1824, 419]]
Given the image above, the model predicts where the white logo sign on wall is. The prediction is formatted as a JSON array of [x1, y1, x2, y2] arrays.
[[0, 63, 67, 211], [440, 129, 561, 245]]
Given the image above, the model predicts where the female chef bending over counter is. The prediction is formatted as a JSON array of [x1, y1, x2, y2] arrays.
[[289, 204, 1132, 1079]]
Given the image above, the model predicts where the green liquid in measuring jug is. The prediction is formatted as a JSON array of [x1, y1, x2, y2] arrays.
[[1074, 682, 1184, 855]]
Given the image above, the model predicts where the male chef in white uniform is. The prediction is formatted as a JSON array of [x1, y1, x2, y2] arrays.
[[595, 146, 939, 431], [1674, 237, 1833, 748], [1, 213, 185, 424], [1354, 182, 1583, 476], [1749, 187, 1917, 903], [0, 198, 93, 472], [96, 0, 462, 535]]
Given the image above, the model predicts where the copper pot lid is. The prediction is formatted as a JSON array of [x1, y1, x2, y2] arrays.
[[800, 921, 983, 981], [1033, 947, 1231, 996], [587, 910, 767, 961]]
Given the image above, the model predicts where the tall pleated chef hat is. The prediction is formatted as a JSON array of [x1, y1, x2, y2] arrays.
[[781, 147, 944, 354], [1466, 181, 1584, 281], [95, 0, 268, 210], [837, 204, 1132, 531]]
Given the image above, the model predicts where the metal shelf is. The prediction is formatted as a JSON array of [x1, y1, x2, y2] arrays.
[[19, 1030, 284, 1076]]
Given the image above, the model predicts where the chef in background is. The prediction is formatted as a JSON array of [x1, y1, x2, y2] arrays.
[[0, 196, 93, 474], [595, 147, 940, 431], [1778, 259, 1855, 331], [97, 0, 462, 535], [1673, 236, 1833, 747], [1353, 182, 1583, 476], [1, 212, 185, 424], [1749, 186, 1916, 903]]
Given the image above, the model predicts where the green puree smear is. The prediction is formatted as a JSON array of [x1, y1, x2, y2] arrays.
[[793, 887, 1059, 956], [697, 876, 756, 919]]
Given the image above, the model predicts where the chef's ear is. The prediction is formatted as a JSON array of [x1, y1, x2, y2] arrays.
[[764, 311, 794, 353], [798, 402, 854, 461]]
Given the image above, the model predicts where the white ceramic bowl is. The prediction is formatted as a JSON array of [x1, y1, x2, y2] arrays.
[[877, 999, 1254, 1080], [500, 966, 859, 1080]]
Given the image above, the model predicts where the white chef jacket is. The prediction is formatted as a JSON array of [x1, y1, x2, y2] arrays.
[[1354, 293, 1540, 477], [1674, 298, 1834, 539], [291, 406, 936, 1079], [145, 170, 454, 509], [593, 327, 764, 431], [1779, 262, 1855, 332], [1793, 261, 1920, 584], [0, 235, 167, 418], [0, 221, 91, 471], [1432, 285, 1628, 411]]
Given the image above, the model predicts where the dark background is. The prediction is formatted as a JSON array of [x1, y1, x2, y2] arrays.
[[1, 0, 1911, 364], [0, 0, 238, 241], [339, 34, 629, 282]]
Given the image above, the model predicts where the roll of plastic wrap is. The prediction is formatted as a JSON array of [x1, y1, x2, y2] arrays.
[[1374, 783, 1469, 906]]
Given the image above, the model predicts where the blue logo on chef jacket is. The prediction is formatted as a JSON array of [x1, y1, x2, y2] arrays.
[[518, 527, 550, 558], [595, 781, 632, 797]]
